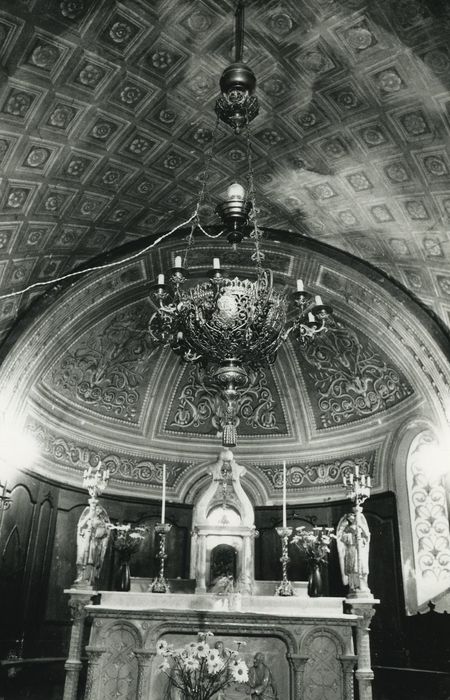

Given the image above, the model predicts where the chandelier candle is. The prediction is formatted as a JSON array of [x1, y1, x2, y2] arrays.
[[157, 274, 165, 286], [296, 279, 304, 292], [213, 257, 220, 270]]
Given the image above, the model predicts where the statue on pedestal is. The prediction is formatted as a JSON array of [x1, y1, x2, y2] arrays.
[[74, 500, 110, 587], [337, 510, 370, 593]]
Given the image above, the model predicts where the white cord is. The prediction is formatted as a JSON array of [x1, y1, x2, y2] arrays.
[[0, 212, 197, 301]]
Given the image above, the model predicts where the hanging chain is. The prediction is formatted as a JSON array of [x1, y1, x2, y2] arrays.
[[245, 116, 264, 273], [183, 113, 221, 269]]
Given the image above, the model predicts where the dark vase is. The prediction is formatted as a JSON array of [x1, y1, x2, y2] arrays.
[[307, 561, 323, 597], [116, 551, 131, 592]]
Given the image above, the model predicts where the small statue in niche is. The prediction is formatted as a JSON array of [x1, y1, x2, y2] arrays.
[[336, 509, 371, 593], [248, 652, 278, 699], [74, 501, 110, 587], [210, 572, 234, 595]]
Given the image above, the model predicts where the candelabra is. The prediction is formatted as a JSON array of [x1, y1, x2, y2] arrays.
[[83, 463, 110, 500], [150, 523, 172, 593], [342, 465, 372, 597], [275, 526, 294, 596]]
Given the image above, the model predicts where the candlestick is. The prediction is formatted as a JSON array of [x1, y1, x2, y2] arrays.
[[161, 463, 166, 525], [282, 461, 287, 528], [275, 526, 294, 596], [150, 522, 172, 593]]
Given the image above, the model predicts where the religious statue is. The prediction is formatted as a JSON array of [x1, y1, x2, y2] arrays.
[[336, 510, 370, 592], [210, 573, 234, 595], [248, 653, 278, 699], [74, 500, 110, 587]]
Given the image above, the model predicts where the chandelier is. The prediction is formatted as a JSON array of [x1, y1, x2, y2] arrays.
[[149, 2, 333, 447]]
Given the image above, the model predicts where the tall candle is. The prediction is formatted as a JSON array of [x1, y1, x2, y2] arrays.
[[282, 461, 287, 528], [161, 463, 166, 524]]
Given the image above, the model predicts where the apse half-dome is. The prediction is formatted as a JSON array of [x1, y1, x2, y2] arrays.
[[0, 230, 447, 506]]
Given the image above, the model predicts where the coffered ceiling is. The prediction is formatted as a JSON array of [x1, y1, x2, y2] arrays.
[[0, 0, 450, 351]]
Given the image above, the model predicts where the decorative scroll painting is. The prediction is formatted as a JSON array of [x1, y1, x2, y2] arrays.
[[165, 363, 287, 437], [257, 453, 375, 491], [46, 301, 159, 423], [296, 320, 413, 428], [407, 430, 450, 606]]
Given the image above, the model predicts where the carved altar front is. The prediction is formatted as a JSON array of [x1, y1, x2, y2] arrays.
[[80, 590, 357, 700]]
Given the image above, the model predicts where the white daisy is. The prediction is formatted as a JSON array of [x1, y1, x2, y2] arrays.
[[230, 660, 248, 683], [195, 641, 210, 658], [183, 656, 200, 671]]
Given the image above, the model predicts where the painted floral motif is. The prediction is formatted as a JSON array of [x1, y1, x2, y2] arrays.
[[48, 104, 76, 129], [371, 205, 393, 222], [6, 189, 28, 208], [45, 194, 64, 212], [79, 199, 99, 216], [109, 21, 132, 44], [60, 0, 84, 19], [102, 170, 121, 186], [66, 158, 88, 177], [50, 304, 158, 421], [90, 121, 115, 140], [333, 89, 359, 110], [163, 151, 184, 170], [401, 112, 428, 136], [423, 236, 443, 257], [268, 11, 293, 36], [405, 200, 428, 219], [322, 138, 347, 157], [424, 155, 448, 177], [297, 111, 317, 128], [347, 173, 371, 191], [376, 69, 403, 93], [259, 129, 283, 146], [4, 91, 33, 117], [158, 108, 177, 126], [27, 229, 45, 246], [385, 162, 409, 182], [120, 85, 143, 106], [361, 125, 386, 147], [77, 63, 104, 87], [345, 25, 373, 51], [30, 43, 60, 69], [301, 321, 413, 427], [26, 147, 50, 168], [169, 364, 284, 436], [150, 50, 173, 70], [128, 136, 151, 154]]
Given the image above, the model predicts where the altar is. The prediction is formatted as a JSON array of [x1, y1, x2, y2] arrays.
[[78, 588, 357, 700], [63, 450, 377, 700]]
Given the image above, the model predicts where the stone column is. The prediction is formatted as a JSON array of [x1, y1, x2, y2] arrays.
[[84, 647, 106, 699], [349, 598, 379, 700], [340, 655, 357, 700], [287, 655, 308, 700], [63, 591, 93, 700], [134, 650, 155, 700], [196, 534, 207, 592]]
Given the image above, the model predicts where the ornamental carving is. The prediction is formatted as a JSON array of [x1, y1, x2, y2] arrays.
[[49, 302, 158, 422], [258, 455, 374, 490], [27, 420, 187, 486], [299, 321, 413, 428], [303, 634, 341, 700], [166, 364, 286, 437]]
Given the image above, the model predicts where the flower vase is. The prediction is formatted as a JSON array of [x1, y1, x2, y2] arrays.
[[307, 561, 323, 597], [117, 552, 131, 592]]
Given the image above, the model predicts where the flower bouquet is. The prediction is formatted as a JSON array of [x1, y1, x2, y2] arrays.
[[157, 632, 248, 700], [109, 522, 148, 552], [109, 522, 148, 591], [291, 526, 336, 597]]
